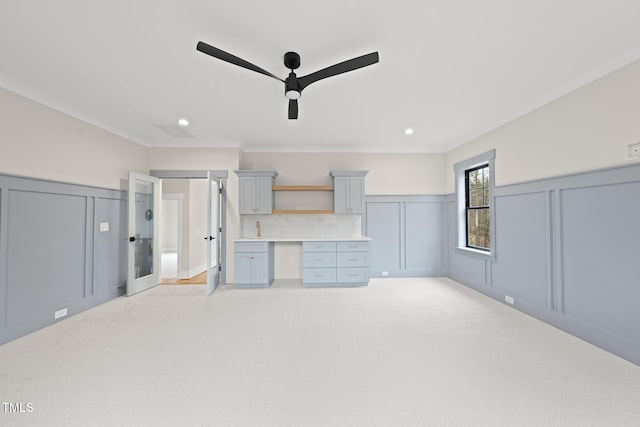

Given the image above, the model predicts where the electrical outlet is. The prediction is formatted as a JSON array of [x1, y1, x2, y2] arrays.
[[505, 295, 515, 305], [382, 271, 389, 276], [54, 308, 68, 319], [626, 142, 640, 160]]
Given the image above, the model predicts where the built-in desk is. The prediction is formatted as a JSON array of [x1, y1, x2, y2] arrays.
[[234, 237, 371, 288]]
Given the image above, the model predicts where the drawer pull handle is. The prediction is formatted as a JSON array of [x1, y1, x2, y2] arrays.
[[315, 258, 323, 262], [314, 274, 323, 278], [348, 258, 358, 261], [348, 274, 359, 277]]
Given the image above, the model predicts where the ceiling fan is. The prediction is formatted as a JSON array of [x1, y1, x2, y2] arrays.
[[196, 41, 379, 119]]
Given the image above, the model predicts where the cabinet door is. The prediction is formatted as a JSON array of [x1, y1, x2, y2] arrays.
[[239, 177, 257, 214], [333, 176, 349, 213], [255, 176, 273, 214], [348, 177, 365, 213], [250, 252, 269, 284], [234, 253, 253, 284]]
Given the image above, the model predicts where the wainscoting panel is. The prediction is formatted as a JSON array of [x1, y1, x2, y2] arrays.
[[447, 163, 640, 365], [366, 196, 444, 277], [560, 181, 640, 344], [94, 197, 127, 302], [492, 191, 548, 307], [405, 201, 443, 273], [6, 190, 88, 324], [446, 199, 486, 287], [366, 201, 402, 274], [0, 174, 127, 345]]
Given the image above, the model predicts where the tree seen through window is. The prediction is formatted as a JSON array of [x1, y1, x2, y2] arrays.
[[465, 164, 490, 250]]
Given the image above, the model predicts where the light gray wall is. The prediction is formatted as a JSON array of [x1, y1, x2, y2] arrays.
[[444, 58, 640, 193], [0, 174, 127, 345], [446, 163, 640, 365], [366, 195, 445, 277], [0, 87, 147, 190]]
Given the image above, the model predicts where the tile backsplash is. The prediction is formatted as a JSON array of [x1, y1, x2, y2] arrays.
[[241, 214, 362, 238]]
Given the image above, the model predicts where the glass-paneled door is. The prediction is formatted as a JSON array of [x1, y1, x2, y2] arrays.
[[127, 172, 161, 296]]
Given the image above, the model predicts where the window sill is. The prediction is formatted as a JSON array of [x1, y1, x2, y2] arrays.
[[455, 246, 496, 261]]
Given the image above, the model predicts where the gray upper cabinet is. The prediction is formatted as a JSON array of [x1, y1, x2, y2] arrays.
[[330, 171, 368, 214], [235, 171, 278, 214]]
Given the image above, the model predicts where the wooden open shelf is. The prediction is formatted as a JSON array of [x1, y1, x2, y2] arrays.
[[272, 209, 334, 215], [272, 185, 333, 191]]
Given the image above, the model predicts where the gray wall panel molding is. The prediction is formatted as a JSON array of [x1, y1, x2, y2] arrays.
[[0, 172, 127, 195], [447, 161, 640, 366], [366, 195, 445, 277], [0, 173, 127, 345], [0, 186, 6, 330]]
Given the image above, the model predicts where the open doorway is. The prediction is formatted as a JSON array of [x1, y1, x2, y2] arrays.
[[160, 193, 185, 284], [159, 179, 208, 285], [151, 170, 227, 294]]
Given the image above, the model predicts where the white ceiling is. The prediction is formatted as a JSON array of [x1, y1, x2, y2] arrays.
[[2, 1, 640, 153]]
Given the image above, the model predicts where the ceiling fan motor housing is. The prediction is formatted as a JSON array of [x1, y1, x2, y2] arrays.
[[284, 51, 300, 70], [285, 72, 301, 99]]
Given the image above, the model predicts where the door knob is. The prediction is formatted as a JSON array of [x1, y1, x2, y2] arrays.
[[129, 236, 136, 242]]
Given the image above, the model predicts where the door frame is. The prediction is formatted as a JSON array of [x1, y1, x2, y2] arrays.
[[149, 170, 228, 288]]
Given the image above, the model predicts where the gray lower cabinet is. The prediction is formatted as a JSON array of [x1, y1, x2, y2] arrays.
[[234, 241, 274, 288], [302, 241, 369, 287]]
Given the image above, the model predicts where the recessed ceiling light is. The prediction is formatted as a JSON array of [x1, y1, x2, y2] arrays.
[[178, 118, 190, 127], [404, 128, 414, 135]]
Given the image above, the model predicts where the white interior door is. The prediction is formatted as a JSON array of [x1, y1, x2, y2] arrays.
[[127, 172, 161, 296], [206, 176, 220, 294]]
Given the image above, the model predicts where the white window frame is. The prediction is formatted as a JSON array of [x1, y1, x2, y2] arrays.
[[454, 149, 496, 260]]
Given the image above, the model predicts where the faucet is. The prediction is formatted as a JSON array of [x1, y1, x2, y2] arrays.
[[256, 221, 261, 238]]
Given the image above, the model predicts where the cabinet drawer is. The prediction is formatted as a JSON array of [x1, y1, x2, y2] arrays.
[[303, 252, 336, 268], [303, 241, 337, 252], [336, 252, 368, 268], [235, 242, 269, 253], [303, 268, 337, 284], [337, 241, 369, 252], [337, 268, 368, 283]]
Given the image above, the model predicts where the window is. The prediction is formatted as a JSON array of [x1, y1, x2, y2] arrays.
[[454, 150, 495, 259], [465, 164, 490, 250]]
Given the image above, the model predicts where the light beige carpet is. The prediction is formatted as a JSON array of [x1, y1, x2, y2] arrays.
[[1, 278, 639, 426]]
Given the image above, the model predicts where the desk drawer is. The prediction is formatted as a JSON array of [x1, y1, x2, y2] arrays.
[[336, 252, 368, 268], [303, 252, 336, 268], [303, 241, 337, 252], [337, 268, 368, 283], [235, 242, 269, 253], [303, 268, 337, 284], [337, 241, 369, 252]]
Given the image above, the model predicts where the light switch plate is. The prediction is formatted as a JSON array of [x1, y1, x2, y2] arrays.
[[626, 142, 640, 160], [100, 222, 109, 232]]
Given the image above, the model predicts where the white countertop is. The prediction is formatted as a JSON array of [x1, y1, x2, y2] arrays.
[[235, 236, 371, 242]]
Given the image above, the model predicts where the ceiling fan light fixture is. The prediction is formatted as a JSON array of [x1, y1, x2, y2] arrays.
[[285, 90, 301, 100], [404, 128, 414, 135], [178, 118, 190, 126]]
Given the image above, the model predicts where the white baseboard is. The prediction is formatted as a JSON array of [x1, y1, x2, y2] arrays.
[[180, 264, 207, 280]]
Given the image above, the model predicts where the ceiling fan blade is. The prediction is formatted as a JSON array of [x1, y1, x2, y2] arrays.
[[288, 99, 298, 120], [196, 41, 284, 83], [298, 52, 379, 91]]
